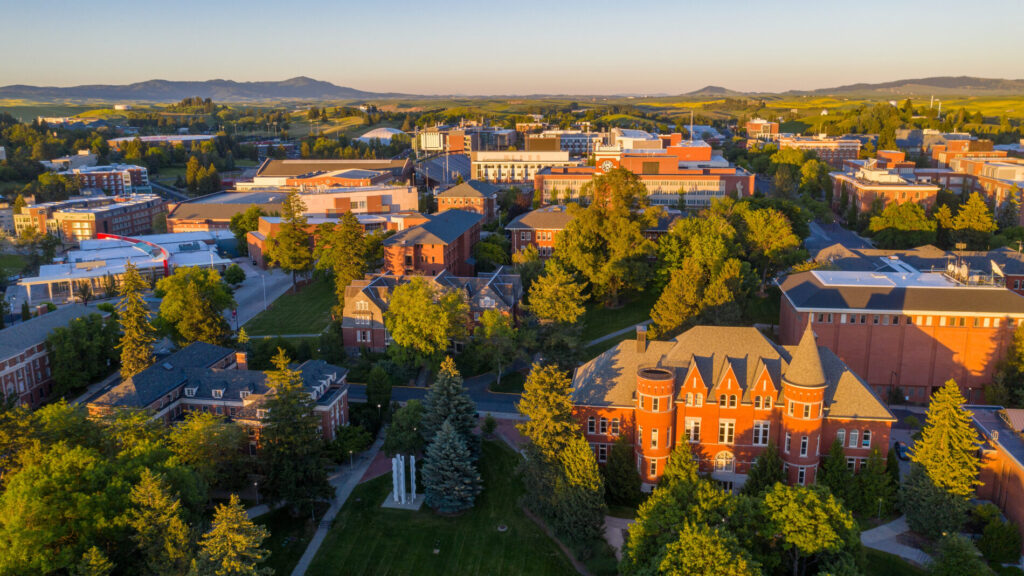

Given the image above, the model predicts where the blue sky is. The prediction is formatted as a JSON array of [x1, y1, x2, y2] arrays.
[[1, 0, 1022, 94]]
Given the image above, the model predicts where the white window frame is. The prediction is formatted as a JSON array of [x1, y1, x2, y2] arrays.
[[718, 420, 735, 445], [752, 421, 770, 446], [684, 418, 701, 443]]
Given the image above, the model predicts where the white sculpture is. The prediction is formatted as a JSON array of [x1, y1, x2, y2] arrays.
[[390, 454, 418, 505], [410, 455, 417, 499]]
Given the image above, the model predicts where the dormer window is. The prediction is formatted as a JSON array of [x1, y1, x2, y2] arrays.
[[184, 387, 197, 398], [356, 301, 369, 311], [256, 409, 267, 419], [239, 390, 250, 400], [212, 389, 223, 399], [482, 297, 495, 308]]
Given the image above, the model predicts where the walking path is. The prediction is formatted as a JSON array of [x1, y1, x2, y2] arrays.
[[860, 516, 932, 566], [604, 516, 633, 560], [289, 434, 385, 576], [71, 369, 121, 405], [585, 320, 652, 348]]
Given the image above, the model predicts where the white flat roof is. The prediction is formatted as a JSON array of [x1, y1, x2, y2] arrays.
[[811, 270, 960, 289]]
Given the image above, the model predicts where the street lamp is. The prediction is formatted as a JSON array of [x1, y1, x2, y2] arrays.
[[260, 274, 267, 311], [349, 449, 353, 467], [377, 403, 381, 421], [254, 481, 259, 505]]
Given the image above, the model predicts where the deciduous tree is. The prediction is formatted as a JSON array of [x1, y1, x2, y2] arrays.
[[658, 522, 760, 576], [168, 412, 248, 490], [474, 309, 519, 385], [763, 483, 857, 576], [384, 278, 468, 367]]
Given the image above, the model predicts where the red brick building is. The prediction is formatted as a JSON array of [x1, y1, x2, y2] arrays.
[[779, 270, 1024, 403], [341, 268, 522, 352], [505, 205, 575, 258], [87, 343, 350, 445], [746, 118, 780, 141], [830, 168, 940, 214], [778, 136, 861, 169], [571, 325, 894, 489], [14, 194, 166, 242], [932, 139, 1007, 168], [382, 209, 482, 276], [72, 164, 151, 195], [0, 304, 96, 408], [973, 406, 1024, 549], [436, 180, 500, 223]]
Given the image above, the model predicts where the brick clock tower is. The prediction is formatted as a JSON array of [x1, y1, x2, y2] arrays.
[[779, 325, 828, 485]]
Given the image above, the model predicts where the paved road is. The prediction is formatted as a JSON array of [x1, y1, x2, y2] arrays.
[[150, 180, 189, 201], [289, 434, 385, 576], [806, 220, 873, 255], [228, 260, 293, 329]]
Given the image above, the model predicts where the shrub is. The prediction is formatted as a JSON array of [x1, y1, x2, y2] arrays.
[[223, 264, 246, 285], [482, 414, 497, 437], [978, 519, 1023, 565]]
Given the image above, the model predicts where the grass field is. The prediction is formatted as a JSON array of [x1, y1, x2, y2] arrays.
[[864, 549, 926, 576], [243, 279, 335, 336], [580, 291, 657, 343], [0, 253, 27, 275], [253, 506, 318, 575], [489, 370, 527, 394], [306, 441, 578, 576]]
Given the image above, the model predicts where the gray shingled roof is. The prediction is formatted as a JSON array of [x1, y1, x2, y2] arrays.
[[780, 271, 1024, 314], [437, 180, 499, 199], [506, 205, 575, 231], [784, 324, 826, 388], [0, 305, 96, 360], [383, 209, 481, 246], [94, 342, 234, 408], [571, 325, 893, 421]]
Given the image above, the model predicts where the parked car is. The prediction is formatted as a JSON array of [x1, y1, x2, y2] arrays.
[[894, 441, 911, 461]]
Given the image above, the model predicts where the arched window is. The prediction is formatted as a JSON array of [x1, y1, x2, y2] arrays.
[[764, 396, 772, 409], [729, 395, 737, 408], [599, 417, 608, 434], [754, 396, 762, 409], [714, 452, 735, 473], [719, 394, 726, 406], [695, 394, 703, 407], [836, 429, 846, 446], [862, 429, 871, 448], [587, 416, 595, 434], [685, 392, 693, 406]]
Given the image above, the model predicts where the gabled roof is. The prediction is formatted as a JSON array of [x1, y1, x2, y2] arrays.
[[0, 304, 95, 360], [571, 325, 893, 421], [784, 323, 826, 388], [437, 180, 499, 199], [344, 268, 523, 319], [383, 209, 482, 246], [505, 205, 576, 231], [94, 342, 233, 408]]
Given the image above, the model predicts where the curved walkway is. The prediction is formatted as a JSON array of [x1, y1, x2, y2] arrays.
[[585, 320, 652, 348], [860, 516, 931, 566]]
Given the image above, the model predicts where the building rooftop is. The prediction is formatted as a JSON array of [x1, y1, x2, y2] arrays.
[[780, 270, 1024, 315], [255, 158, 410, 179], [437, 180, 500, 199], [0, 304, 95, 360], [506, 205, 576, 231], [383, 209, 482, 246]]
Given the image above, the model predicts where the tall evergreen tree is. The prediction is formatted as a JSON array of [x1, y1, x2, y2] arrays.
[[952, 192, 998, 249], [516, 363, 577, 459], [313, 212, 366, 315], [421, 418, 482, 514], [73, 547, 114, 576], [117, 262, 155, 380], [128, 468, 193, 576], [259, 349, 331, 516], [902, 465, 970, 540], [911, 379, 981, 498], [191, 495, 271, 576], [175, 281, 232, 346], [550, 434, 607, 552], [741, 442, 784, 496], [604, 436, 642, 506], [420, 357, 477, 447], [265, 189, 312, 286], [818, 438, 853, 506], [854, 447, 896, 517]]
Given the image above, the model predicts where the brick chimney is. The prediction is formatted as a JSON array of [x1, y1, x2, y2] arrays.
[[235, 351, 248, 371], [636, 325, 647, 354]]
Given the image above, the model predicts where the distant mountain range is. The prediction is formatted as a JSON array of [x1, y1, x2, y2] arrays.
[[0, 77, 405, 103], [1, 76, 1022, 103]]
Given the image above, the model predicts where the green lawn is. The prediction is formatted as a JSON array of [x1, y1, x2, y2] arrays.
[[580, 291, 658, 343], [253, 507, 317, 575], [583, 331, 634, 359], [306, 441, 578, 576], [864, 549, 926, 576], [0, 253, 27, 276], [243, 279, 335, 336], [489, 371, 527, 394]]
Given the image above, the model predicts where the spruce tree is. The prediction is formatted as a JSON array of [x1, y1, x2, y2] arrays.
[[265, 189, 312, 286], [885, 445, 901, 488], [73, 547, 114, 576], [192, 494, 271, 576], [259, 348, 331, 516], [551, 433, 607, 552], [604, 436, 642, 506], [20, 300, 30, 321], [420, 357, 477, 448], [128, 468, 192, 576], [422, 418, 482, 514], [818, 438, 853, 505], [741, 442, 784, 496], [313, 212, 366, 314], [176, 281, 232, 346], [516, 363, 577, 459], [911, 379, 981, 498], [854, 447, 896, 517], [902, 465, 969, 539], [117, 262, 155, 380]]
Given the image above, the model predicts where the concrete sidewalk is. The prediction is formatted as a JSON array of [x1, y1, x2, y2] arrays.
[[585, 320, 652, 348], [860, 516, 931, 566], [289, 434, 385, 576]]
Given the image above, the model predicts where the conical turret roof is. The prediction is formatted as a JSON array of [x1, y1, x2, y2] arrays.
[[784, 322, 826, 388]]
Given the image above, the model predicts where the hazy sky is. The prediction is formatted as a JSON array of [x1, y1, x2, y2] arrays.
[[1, 0, 1022, 95]]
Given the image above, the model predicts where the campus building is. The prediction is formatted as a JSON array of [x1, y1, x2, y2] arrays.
[[947, 157, 1024, 223], [470, 150, 577, 184], [107, 134, 217, 152], [0, 305, 97, 408], [746, 118, 780, 141], [72, 164, 152, 195], [87, 343, 350, 444], [779, 270, 1024, 403], [416, 124, 517, 155], [571, 325, 894, 489], [778, 136, 861, 168], [932, 138, 1008, 168], [166, 186, 418, 233], [341, 268, 523, 352], [830, 167, 941, 213], [244, 158, 413, 188], [382, 209, 482, 276], [972, 406, 1024, 547], [505, 205, 575, 258], [18, 231, 234, 305], [436, 180, 500, 222], [14, 194, 166, 242]]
